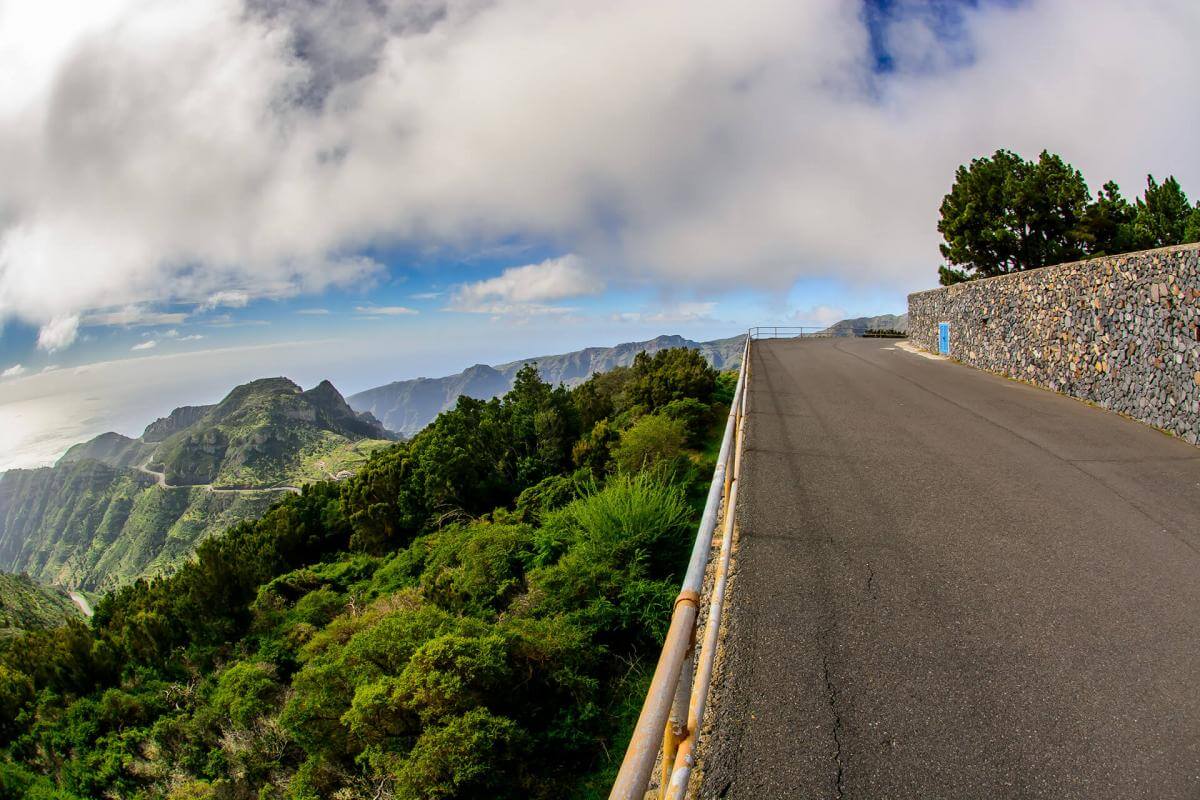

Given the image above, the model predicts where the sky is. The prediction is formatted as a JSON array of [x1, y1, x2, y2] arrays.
[[1, 0, 1199, 469]]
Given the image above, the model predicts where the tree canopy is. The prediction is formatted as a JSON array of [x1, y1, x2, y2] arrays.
[[937, 149, 1200, 284]]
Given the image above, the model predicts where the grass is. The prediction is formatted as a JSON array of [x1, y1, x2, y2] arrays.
[[291, 436, 393, 484]]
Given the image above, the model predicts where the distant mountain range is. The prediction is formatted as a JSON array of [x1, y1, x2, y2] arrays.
[[821, 313, 908, 337], [348, 333, 747, 435], [0, 378, 392, 591], [346, 320, 908, 436]]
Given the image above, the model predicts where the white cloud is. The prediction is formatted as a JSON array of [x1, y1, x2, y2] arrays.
[[131, 339, 157, 351], [179, 333, 205, 341], [0, 0, 1197, 346], [36, 314, 79, 351], [613, 302, 718, 325], [354, 305, 418, 316], [449, 254, 603, 314], [2, 363, 25, 378], [790, 305, 850, 327], [198, 290, 250, 311], [205, 315, 270, 327], [82, 306, 189, 328], [296, 308, 331, 315], [409, 292, 443, 300]]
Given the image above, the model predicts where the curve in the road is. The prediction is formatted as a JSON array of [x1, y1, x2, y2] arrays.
[[135, 461, 300, 495]]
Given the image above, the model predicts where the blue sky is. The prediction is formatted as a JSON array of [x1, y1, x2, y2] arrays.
[[1, 0, 1197, 468], [0, 261, 906, 387]]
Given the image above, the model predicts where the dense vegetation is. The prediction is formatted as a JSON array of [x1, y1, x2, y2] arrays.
[[0, 574, 80, 637], [0, 349, 735, 800], [937, 149, 1200, 284]]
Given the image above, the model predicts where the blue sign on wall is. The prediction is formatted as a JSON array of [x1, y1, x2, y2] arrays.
[[938, 322, 951, 355]]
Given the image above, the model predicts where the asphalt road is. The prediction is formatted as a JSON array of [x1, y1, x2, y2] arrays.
[[698, 338, 1200, 800], [135, 460, 300, 495]]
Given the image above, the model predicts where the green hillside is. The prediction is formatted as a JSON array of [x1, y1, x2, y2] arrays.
[[0, 378, 393, 591], [0, 572, 80, 636], [0, 348, 733, 800]]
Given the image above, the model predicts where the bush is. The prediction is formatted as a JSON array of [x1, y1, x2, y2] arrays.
[[0, 666, 32, 742], [394, 708, 528, 800], [211, 662, 279, 730], [613, 415, 686, 475], [562, 473, 692, 573], [571, 420, 618, 477], [514, 474, 578, 523], [712, 370, 738, 406], [660, 398, 713, 448]]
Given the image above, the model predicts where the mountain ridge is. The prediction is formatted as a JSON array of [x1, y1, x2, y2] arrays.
[[349, 333, 747, 435], [0, 377, 394, 590]]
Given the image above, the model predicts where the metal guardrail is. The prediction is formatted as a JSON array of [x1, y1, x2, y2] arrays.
[[609, 336, 751, 800], [749, 325, 830, 339]]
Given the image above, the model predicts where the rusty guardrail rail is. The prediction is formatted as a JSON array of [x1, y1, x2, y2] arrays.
[[608, 334, 751, 800]]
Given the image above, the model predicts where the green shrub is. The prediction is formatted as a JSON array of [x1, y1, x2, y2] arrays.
[[514, 474, 578, 523], [418, 524, 537, 616], [394, 708, 527, 800], [393, 633, 511, 723], [660, 397, 713, 448], [0, 666, 32, 742], [612, 414, 686, 474], [211, 662, 279, 730], [572, 420, 618, 477], [712, 370, 738, 406]]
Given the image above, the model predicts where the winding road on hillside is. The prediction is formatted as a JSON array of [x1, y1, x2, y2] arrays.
[[699, 338, 1200, 800], [135, 461, 300, 495]]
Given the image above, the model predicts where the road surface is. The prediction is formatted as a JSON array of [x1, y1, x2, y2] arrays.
[[135, 461, 300, 495], [68, 591, 93, 617], [699, 338, 1200, 799]]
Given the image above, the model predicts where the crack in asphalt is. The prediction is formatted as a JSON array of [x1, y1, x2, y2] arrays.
[[822, 654, 847, 799]]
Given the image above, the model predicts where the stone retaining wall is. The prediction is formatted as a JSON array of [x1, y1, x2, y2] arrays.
[[907, 244, 1200, 444]]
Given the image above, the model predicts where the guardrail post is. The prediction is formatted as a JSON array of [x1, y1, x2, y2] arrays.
[[660, 637, 695, 798]]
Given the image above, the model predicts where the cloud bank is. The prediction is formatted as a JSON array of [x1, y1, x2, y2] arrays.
[[1, 0, 1197, 349], [448, 254, 603, 314]]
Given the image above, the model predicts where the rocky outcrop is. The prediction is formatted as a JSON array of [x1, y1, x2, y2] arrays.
[[142, 405, 212, 443], [908, 244, 1200, 444]]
